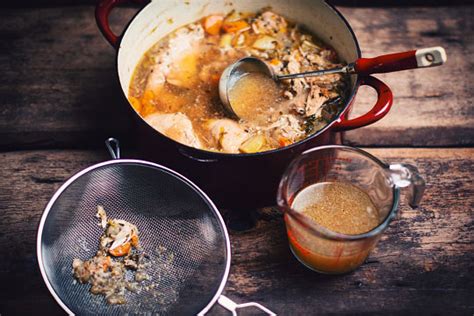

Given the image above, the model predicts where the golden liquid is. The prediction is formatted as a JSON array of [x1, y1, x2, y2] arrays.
[[228, 72, 283, 122], [287, 182, 381, 273], [296, 182, 379, 234]]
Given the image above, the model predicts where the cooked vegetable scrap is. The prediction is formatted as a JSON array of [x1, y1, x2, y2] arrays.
[[72, 206, 150, 305], [129, 10, 348, 153], [203, 15, 224, 35]]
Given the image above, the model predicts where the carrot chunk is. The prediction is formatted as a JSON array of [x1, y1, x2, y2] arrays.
[[202, 15, 224, 35], [278, 137, 291, 147], [131, 233, 139, 247], [129, 96, 142, 113], [222, 20, 250, 33], [109, 242, 131, 257]]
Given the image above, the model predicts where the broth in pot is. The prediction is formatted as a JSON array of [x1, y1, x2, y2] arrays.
[[129, 10, 348, 154]]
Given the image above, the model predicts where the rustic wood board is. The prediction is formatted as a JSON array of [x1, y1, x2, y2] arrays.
[[0, 5, 472, 149], [2, 0, 473, 8], [0, 148, 472, 314]]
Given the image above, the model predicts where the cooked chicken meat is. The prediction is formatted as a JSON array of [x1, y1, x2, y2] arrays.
[[145, 25, 204, 92], [72, 206, 150, 305], [207, 119, 249, 153], [145, 112, 202, 149]]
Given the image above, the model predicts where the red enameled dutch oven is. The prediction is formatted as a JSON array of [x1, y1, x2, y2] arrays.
[[95, 0, 393, 209]]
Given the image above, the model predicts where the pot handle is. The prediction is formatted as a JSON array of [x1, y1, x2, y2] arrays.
[[332, 76, 393, 132], [95, 0, 150, 48]]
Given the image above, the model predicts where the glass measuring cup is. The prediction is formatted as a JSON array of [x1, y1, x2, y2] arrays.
[[277, 145, 425, 274]]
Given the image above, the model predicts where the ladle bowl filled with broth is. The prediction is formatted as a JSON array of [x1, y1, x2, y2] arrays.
[[278, 145, 425, 274], [96, 0, 395, 208]]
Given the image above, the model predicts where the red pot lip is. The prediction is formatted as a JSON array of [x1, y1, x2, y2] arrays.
[[115, 1, 363, 158]]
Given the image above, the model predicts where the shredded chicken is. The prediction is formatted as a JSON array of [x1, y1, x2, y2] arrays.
[[268, 114, 305, 142], [251, 11, 288, 35], [305, 84, 328, 117]]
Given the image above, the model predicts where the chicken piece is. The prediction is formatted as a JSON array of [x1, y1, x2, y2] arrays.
[[285, 51, 308, 91], [145, 113, 202, 149], [251, 11, 287, 35], [287, 51, 302, 74], [145, 25, 204, 92], [207, 119, 249, 153], [268, 114, 305, 142], [305, 84, 328, 117], [166, 53, 199, 88], [286, 92, 308, 115]]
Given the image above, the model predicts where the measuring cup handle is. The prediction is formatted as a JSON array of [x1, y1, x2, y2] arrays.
[[333, 76, 393, 132], [216, 295, 276, 316], [388, 163, 426, 208]]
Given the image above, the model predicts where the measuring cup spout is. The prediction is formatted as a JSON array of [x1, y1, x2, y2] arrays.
[[388, 164, 425, 208]]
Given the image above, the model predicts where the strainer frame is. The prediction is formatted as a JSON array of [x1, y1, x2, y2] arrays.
[[36, 158, 231, 315]]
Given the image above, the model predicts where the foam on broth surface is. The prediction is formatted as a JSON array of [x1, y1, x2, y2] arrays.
[[292, 182, 379, 235], [228, 72, 284, 123], [286, 181, 381, 273]]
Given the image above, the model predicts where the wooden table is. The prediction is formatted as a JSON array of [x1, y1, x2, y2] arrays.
[[0, 3, 473, 315]]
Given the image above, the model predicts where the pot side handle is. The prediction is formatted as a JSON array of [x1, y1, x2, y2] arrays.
[[333, 76, 393, 132], [95, 0, 150, 48]]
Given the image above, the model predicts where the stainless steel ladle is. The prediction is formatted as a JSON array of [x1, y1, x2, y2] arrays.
[[219, 47, 446, 119]]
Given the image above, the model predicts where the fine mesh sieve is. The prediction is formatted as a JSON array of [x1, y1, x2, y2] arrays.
[[37, 139, 274, 315]]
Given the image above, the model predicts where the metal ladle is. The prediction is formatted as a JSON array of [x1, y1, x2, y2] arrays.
[[219, 47, 446, 119]]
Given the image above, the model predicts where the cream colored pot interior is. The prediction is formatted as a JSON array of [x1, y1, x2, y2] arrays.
[[117, 0, 359, 97]]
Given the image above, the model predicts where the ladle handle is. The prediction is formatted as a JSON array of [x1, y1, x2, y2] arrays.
[[354, 46, 446, 75]]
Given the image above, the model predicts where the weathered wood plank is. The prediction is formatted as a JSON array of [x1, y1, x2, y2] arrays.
[[0, 148, 472, 314], [339, 6, 474, 147], [0, 6, 472, 149]]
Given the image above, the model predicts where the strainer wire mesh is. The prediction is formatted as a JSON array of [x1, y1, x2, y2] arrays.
[[37, 160, 230, 315]]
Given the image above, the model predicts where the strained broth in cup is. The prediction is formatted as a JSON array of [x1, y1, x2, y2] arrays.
[[287, 181, 382, 274], [294, 182, 379, 235]]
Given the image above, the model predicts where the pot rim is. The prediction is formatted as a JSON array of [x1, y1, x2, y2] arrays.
[[116, 1, 362, 158]]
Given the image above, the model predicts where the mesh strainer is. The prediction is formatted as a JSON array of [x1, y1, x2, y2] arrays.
[[37, 138, 274, 315]]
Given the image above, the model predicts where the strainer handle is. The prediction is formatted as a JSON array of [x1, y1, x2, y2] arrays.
[[217, 295, 276, 316], [105, 138, 121, 159]]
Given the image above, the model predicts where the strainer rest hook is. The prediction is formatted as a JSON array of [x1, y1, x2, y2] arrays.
[[105, 137, 120, 159]]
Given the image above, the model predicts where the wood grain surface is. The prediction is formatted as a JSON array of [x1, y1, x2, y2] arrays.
[[0, 5, 473, 149], [2, 0, 473, 8], [0, 3, 472, 315], [0, 148, 472, 315]]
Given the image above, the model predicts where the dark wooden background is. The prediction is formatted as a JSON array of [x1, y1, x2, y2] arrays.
[[0, 1, 473, 315]]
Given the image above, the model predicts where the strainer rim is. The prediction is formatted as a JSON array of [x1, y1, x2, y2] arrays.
[[36, 158, 231, 315]]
